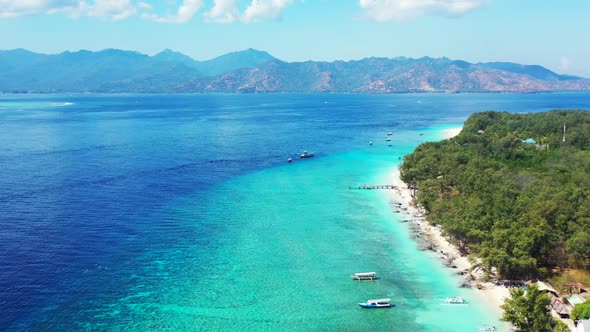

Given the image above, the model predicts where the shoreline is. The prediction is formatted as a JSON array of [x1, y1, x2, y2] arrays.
[[386, 127, 511, 327], [387, 167, 510, 312]]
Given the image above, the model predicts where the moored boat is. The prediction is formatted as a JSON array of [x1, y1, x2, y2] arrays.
[[300, 151, 315, 158], [350, 272, 378, 280], [385, 138, 391, 141], [479, 325, 496, 331], [358, 298, 393, 308], [445, 297, 467, 304]]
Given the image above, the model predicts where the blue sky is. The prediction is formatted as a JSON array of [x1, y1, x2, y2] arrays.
[[1, 0, 589, 76]]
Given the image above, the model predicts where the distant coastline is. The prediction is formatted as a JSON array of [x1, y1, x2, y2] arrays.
[[3, 91, 590, 96], [1, 48, 589, 94]]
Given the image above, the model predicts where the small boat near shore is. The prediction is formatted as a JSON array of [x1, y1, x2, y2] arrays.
[[445, 297, 467, 304], [358, 298, 393, 308], [300, 151, 315, 158], [386, 138, 391, 141], [479, 325, 497, 331], [350, 272, 379, 280]]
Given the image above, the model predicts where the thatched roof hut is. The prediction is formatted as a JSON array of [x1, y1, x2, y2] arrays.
[[566, 282, 589, 294], [536, 281, 559, 297], [551, 297, 572, 317]]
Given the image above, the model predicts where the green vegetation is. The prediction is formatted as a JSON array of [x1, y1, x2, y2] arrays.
[[571, 300, 590, 320], [401, 110, 590, 279], [553, 320, 570, 332], [501, 285, 557, 331], [548, 269, 590, 295]]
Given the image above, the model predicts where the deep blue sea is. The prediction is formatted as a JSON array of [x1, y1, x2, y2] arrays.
[[1, 93, 590, 331]]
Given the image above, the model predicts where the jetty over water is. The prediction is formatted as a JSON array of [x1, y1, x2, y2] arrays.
[[349, 184, 399, 190]]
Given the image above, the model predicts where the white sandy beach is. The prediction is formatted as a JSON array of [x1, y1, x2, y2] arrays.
[[387, 127, 511, 325], [388, 167, 510, 312], [442, 127, 463, 139]]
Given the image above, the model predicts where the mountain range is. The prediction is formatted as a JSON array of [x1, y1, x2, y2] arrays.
[[1, 48, 589, 93]]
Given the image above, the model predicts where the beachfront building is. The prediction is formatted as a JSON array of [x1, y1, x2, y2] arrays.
[[533, 281, 575, 320], [566, 283, 589, 295], [569, 294, 588, 307], [536, 281, 559, 298], [577, 319, 590, 332], [551, 297, 572, 318]]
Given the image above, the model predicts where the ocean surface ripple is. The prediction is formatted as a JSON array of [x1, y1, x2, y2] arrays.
[[1, 93, 589, 331]]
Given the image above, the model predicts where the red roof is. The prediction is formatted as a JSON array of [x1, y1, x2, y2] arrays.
[[565, 282, 587, 288]]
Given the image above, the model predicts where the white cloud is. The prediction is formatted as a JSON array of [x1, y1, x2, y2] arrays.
[[359, 0, 489, 22], [205, 0, 239, 23], [0, 0, 295, 23], [242, 0, 294, 23], [144, 0, 203, 23], [205, 0, 296, 23], [88, 0, 136, 20], [0, 0, 141, 19], [137, 1, 152, 10], [0, 0, 81, 18], [559, 56, 570, 71]]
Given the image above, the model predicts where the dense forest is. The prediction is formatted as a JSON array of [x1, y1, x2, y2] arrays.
[[400, 110, 590, 279]]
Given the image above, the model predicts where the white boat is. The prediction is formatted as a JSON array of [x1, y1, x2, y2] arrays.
[[300, 150, 315, 158], [385, 138, 391, 141], [445, 297, 467, 304], [369, 141, 373, 145], [387, 132, 393, 136], [358, 298, 392, 308], [479, 326, 496, 331], [350, 272, 378, 280], [287, 158, 293, 163]]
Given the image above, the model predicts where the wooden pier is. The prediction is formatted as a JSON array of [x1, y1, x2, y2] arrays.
[[349, 184, 399, 190]]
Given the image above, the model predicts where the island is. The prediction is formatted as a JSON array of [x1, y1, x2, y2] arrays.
[[399, 110, 590, 329]]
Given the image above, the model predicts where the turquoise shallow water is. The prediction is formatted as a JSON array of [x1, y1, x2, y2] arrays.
[[189, 130, 504, 331], [83, 129, 504, 331]]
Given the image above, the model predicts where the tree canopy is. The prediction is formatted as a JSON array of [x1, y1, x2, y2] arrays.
[[501, 285, 556, 331], [571, 300, 590, 320], [401, 110, 590, 279]]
